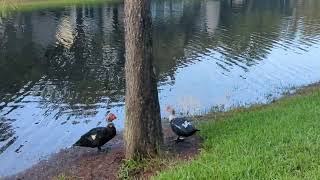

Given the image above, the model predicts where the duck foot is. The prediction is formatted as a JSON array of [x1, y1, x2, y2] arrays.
[[97, 146, 110, 153], [175, 136, 185, 143]]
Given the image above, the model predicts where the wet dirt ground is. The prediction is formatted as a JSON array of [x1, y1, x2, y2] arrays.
[[5, 124, 202, 180]]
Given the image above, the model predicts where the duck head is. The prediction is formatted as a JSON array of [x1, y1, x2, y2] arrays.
[[106, 113, 117, 123], [166, 106, 176, 122]]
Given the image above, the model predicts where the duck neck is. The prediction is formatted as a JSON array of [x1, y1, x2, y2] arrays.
[[169, 114, 176, 122], [107, 121, 114, 127]]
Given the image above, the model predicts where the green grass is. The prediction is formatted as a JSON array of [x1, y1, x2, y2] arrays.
[[0, 0, 120, 13], [118, 159, 161, 179], [154, 86, 320, 179]]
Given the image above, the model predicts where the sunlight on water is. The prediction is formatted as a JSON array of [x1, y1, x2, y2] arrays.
[[1, 0, 320, 176]]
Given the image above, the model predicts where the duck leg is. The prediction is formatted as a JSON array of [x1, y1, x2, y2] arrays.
[[175, 136, 184, 143]]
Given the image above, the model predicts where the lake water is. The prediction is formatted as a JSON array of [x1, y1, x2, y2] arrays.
[[1, 0, 320, 176]]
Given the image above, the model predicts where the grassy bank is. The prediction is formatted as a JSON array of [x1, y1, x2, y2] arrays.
[[154, 85, 320, 179], [0, 0, 119, 13]]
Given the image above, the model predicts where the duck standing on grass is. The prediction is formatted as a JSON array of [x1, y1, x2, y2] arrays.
[[166, 106, 199, 142], [73, 113, 117, 151]]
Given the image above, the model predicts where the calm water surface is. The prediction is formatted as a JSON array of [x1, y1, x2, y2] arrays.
[[1, 0, 320, 176]]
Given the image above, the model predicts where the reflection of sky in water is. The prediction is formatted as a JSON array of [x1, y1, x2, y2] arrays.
[[160, 44, 320, 115], [1, 0, 320, 176]]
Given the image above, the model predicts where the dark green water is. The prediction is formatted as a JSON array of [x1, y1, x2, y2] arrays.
[[1, 0, 320, 176]]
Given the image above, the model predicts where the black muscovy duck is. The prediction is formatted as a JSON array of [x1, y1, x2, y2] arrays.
[[73, 113, 117, 150], [166, 106, 199, 142]]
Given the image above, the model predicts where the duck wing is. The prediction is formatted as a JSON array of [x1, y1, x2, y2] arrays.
[[74, 127, 107, 147], [170, 117, 199, 137]]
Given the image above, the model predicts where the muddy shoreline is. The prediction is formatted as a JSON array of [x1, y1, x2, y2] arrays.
[[4, 123, 202, 180]]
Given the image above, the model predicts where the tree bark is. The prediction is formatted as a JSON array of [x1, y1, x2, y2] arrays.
[[124, 0, 163, 159]]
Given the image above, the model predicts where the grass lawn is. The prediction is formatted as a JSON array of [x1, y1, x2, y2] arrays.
[[154, 86, 320, 179], [0, 0, 119, 13]]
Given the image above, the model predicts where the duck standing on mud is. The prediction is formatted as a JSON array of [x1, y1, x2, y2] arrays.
[[73, 113, 117, 151], [166, 106, 199, 142]]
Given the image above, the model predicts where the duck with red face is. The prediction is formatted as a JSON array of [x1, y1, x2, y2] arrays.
[[73, 113, 117, 151]]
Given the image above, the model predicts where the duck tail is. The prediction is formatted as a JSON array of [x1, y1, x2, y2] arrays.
[[73, 140, 81, 147]]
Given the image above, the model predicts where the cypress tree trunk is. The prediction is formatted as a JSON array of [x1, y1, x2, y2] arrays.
[[124, 0, 163, 159]]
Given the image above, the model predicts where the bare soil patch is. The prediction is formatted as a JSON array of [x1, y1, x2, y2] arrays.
[[5, 123, 202, 180]]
